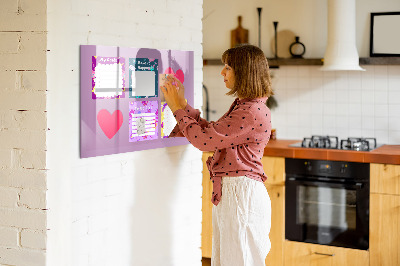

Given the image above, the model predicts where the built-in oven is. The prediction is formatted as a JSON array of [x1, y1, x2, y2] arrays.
[[285, 158, 370, 250]]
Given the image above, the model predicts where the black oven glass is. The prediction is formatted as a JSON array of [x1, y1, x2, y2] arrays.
[[298, 186, 356, 239], [285, 158, 369, 250]]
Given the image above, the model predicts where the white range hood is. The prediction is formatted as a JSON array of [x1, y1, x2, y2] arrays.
[[320, 0, 365, 71]]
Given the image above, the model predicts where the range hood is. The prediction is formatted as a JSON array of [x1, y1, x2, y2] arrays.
[[320, 0, 365, 71]]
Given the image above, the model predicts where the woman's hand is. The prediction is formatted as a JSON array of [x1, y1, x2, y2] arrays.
[[160, 75, 187, 113]]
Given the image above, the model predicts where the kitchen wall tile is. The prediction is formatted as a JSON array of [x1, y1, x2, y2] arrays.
[[348, 71, 362, 90], [348, 103, 362, 116], [374, 90, 388, 104], [361, 73, 374, 91], [311, 127, 325, 136], [336, 115, 349, 128], [323, 115, 336, 129], [362, 65, 375, 74], [362, 116, 375, 130], [324, 127, 337, 136], [336, 103, 349, 116], [388, 117, 400, 131], [361, 103, 374, 117], [286, 77, 299, 89], [374, 117, 389, 130], [361, 90, 374, 103], [388, 75, 400, 91], [349, 128, 362, 137], [336, 90, 349, 103], [388, 104, 400, 117], [388, 91, 400, 104], [310, 66, 324, 77], [311, 87, 323, 101], [311, 114, 324, 128], [388, 131, 400, 144], [298, 77, 311, 89], [374, 130, 389, 144], [336, 128, 349, 140], [375, 104, 389, 117], [362, 129, 375, 138], [298, 102, 312, 114], [323, 87, 336, 103], [374, 77, 388, 91], [285, 66, 298, 77], [335, 72, 349, 90], [323, 103, 336, 115], [387, 65, 400, 76], [348, 90, 362, 103], [374, 65, 388, 77], [311, 102, 324, 114], [322, 70, 335, 78], [287, 113, 300, 127], [349, 116, 362, 129], [310, 77, 324, 90], [298, 67, 311, 78]]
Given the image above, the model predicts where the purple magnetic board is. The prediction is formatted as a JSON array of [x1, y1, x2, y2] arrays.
[[80, 45, 193, 158]]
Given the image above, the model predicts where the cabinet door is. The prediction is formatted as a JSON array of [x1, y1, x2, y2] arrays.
[[201, 152, 213, 258], [284, 241, 369, 266], [370, 193, 400, 266], [370, 163, 400, 195], [261, 156, 285, 185], [264, 184, 284, 266]]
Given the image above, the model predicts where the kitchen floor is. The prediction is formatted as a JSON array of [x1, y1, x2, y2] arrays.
[[202, 257, 211, 266]]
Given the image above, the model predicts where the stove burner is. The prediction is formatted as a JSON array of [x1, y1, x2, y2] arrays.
[[301, 135, 339, 149], [340, 137, 377, 151]]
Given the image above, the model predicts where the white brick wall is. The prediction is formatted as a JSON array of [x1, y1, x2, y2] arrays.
[[0, 0, 48, 265], [47, 1, 203, 266]]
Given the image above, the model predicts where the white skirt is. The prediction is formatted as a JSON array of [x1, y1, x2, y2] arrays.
[[212, 176, 271, 266]]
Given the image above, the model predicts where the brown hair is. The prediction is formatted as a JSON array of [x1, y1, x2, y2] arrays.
[[221, 44, 273, 99]]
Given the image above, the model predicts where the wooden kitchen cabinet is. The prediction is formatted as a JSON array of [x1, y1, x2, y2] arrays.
[[201, 152, 213, 258], [370, 163, 400, 266], [262, 156, 285, 266], [370, 163, 400, 195], [201, 154, 286, 266], [284, 241, 369, 266], [264, 184, 285, 266]]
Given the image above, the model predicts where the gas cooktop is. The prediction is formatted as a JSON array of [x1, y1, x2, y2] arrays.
[[289, 135, 382, 151]]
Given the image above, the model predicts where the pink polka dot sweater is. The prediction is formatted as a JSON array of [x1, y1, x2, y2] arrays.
[[170, 97, 271, 206]]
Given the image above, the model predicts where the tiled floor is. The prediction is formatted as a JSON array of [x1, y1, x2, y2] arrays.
[[202, 257, 211, 266]]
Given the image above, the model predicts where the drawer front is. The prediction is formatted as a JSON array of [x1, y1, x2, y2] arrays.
[[284, 241, 369, 266]]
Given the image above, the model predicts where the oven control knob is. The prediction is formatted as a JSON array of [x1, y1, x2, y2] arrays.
[[340, 164, 347, 174], [305, 162, 312, 171]]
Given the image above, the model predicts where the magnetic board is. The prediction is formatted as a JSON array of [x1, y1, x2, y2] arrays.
[[80, 45, 194, 158]]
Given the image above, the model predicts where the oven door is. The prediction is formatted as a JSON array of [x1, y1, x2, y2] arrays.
[[285, 177, 369, 250]]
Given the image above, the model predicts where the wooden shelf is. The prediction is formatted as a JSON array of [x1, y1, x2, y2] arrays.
[[359, 57, 400, 65], [203, 57, 400, 67], [203, 58, 323, 67]]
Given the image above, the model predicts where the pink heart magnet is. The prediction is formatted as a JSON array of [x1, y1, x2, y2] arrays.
[[97, 109, 123, 139]]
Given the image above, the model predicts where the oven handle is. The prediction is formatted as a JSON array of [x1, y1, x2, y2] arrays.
[[286, 177, 364, 189]]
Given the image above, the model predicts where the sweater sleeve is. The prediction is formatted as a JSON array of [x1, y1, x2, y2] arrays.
[[169, 104, 211, 137], [173, 106, 257, 152]]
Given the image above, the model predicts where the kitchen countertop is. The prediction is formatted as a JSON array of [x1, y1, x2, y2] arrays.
[[263, 139, 400, 165]]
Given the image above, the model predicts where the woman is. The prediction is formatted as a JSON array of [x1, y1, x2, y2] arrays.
[[161, 44, 273, 266]]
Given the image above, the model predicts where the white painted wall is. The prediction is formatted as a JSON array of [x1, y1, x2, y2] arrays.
[[204, 0, 400, 58], [203, 0, 400, 144], [46, 0, 203, 266]]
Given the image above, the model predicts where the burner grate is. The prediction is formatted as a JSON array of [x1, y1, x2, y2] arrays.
[[301, 135, 339, 149], [340, 137, 377, 151]]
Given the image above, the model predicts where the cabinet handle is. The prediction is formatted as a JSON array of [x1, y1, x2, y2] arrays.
[[314, 252, 335, 257]]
